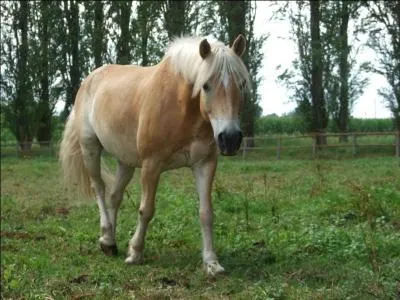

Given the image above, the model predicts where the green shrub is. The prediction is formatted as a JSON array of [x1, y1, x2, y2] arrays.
[[256, 116, 395, 135]]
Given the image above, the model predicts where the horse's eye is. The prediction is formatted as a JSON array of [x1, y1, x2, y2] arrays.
[[203, 83, 210, 92]]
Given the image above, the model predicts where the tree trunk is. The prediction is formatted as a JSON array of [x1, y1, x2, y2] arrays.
[[164, 0, 186, 40], [138, 1, 150, 66], [15, 1, 33, 151], [141, 31, 149, 66], [137, 1, 161, 66], [338, 1, 350, 142], [93, 1, 104, 68], [310, 0, 327, 145], [116, 1, 132, 65], [62, 0, 80, 119], [37, 1, 52, 147]]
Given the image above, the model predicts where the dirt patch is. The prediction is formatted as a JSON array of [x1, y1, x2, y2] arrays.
[[70, 274, 89, 284], [0, 231, 46, 241], [1, 231, 32, 239]]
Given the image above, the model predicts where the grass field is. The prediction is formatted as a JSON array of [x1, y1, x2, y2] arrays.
[[1, 155, 400, 299]]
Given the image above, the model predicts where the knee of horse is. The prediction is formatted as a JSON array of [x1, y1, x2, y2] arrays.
[[90, 177, 105, 195], [139, 206, 154, 223], [110, 190, 123, 206]]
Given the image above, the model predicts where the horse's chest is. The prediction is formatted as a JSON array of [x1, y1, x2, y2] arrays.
[[163, 139, 215, 170]]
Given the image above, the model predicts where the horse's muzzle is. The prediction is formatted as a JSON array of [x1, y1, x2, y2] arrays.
[[218, 130, 243, 156]]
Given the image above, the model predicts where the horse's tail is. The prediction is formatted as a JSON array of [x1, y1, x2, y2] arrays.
[[59, 110, 94, 199]]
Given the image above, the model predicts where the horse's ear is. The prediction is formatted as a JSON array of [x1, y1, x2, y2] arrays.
[[232, 34, 246, 57], [199, 39, 211, 59]]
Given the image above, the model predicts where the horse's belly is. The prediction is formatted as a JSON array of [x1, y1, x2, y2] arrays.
[[99, 134, 140, 167]]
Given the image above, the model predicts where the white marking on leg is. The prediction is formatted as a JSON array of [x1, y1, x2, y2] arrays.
[[82, 144, 114, 247], [193, 158, 225, 276]]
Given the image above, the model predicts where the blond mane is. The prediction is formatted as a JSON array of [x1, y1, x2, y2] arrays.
[[165, 36, 251, 98]]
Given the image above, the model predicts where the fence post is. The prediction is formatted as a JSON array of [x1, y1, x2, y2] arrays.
[[242, 137, 247, 160], [312, 133, 316, 158], [352, 134, 357, 157], [276, 136, 282, 160], [396, 131, 400, 158]]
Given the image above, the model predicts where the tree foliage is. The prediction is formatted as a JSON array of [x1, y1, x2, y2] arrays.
[[364, 1, 400, 130], [1, 1, 35, 150]]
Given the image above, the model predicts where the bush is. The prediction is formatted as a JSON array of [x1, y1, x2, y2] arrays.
[[255, 116, 395, 135], [255, 116, 308, 135]]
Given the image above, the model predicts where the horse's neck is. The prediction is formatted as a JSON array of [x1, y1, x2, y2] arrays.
[[152, 59, 213, 140]]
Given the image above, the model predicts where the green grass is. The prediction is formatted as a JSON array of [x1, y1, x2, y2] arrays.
[[1, 156, 400, 299]]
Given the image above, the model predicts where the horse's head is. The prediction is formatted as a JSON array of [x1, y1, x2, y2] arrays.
[[197, 35, 250, 156]]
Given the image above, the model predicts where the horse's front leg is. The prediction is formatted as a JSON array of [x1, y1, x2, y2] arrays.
[[193, 156, 225, 276], [125, 160, 161, 264]]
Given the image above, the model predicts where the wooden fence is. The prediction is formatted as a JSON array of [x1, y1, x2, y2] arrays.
[[241, 131, 400, 160], [1, 131, 399, 160]]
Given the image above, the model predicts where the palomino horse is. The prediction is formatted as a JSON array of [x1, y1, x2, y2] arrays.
[[59, 34, 250, 276]]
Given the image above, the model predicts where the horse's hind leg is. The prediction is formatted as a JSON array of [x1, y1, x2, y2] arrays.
[[125, 160, 161, 264], [107, 162, 134, 250], [81, 138, 115, 255]]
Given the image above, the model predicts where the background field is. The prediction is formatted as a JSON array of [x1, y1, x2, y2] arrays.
[[1, 155, 400, 299]]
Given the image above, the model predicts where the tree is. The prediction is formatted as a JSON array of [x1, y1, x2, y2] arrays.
[[162, 1, 186, 39], [336, 1, 350, 139], [4, 1, 36, 150], [136, 1, 163, 66], [276, 1, 368, 141], [36, 1, 52, 146], [110, 1, 133, 65], [198, 1, 222, 38], [93, 1, 105, 68], [323, 1, 368, 141], [275, 1, 313, 131], [310, 0, 328, 144], [0, 2, 17, 140], [365, 2, 400, 130], [61, 0, 81, 121], [1, 1, 67, 146], [161, 0, 201, 40]]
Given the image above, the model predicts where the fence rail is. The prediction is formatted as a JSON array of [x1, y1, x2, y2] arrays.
[[241, 131, 400, 159], [1, 131, 399, 160]]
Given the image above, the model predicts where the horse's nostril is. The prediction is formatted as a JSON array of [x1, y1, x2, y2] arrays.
[[238, 131, 243, 141], [217, 130, 243, 155], [218, 132, 224, 145]]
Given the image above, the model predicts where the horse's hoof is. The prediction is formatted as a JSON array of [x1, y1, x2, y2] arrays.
[[125, 251, 143, 264], [204, 261, 225, 276], [100, 243, 118, 256]]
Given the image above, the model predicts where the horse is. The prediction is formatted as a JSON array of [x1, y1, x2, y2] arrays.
[[59, 34, 251, 276]]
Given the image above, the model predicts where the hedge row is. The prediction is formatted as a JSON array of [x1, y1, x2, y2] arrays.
[[255, 116, 395, 135]]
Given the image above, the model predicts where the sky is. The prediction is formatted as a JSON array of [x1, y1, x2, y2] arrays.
[[253, 2, 392, 118]]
